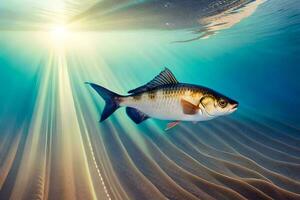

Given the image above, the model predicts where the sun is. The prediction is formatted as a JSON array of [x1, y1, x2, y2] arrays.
[[45, 24, 85, 50], [50, 25, 69, 43]]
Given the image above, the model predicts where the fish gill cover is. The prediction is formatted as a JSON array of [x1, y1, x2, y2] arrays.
[[0, 0, 300, 200]]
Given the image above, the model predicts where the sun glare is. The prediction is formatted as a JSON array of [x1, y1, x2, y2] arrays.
[[45, 24, 89, 50], [50, 25, 69, 43]]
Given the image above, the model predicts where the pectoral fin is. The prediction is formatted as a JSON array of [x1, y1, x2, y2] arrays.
[[165, 121, 180, 131], [181, 99, 199, 115]]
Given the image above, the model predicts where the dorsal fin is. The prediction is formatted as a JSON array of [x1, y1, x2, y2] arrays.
[[128, 68, 179, 94]]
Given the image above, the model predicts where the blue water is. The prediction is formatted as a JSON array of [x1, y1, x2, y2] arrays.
[[0, 0, 300, 199]]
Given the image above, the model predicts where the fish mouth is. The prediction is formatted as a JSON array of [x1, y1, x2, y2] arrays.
[[232, 103, 238, 109], [230, 103, 239, 112]]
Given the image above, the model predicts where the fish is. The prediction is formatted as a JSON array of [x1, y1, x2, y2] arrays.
[[87, 68, 238, 130]]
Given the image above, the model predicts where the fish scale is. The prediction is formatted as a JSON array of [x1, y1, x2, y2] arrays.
[[121, 85, 203, 121]]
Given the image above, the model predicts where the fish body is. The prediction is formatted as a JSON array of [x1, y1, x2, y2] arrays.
[[121, 84, 218, 121], [87, 68, 238, 129]]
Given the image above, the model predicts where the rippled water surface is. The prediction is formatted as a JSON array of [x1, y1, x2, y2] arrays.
[[0, 0, 300, 199]]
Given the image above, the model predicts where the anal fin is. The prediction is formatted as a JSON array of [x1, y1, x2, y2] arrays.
[[126, 107, 149, 124], [165, 121, 180, 131]]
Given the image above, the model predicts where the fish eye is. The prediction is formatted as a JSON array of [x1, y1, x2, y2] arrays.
[[218, 99, 228, 108]]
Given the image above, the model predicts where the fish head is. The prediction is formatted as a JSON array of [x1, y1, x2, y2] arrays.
[[200, 93, 238, 117]]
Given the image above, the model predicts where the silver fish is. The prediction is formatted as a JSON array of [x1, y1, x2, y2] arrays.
[[87, 68, 238, 130]]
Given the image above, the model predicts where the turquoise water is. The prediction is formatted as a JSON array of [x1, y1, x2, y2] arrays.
[[0, 0, 300, 199]]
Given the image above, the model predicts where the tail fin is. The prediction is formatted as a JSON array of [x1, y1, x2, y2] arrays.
[[86, 82, 122, 122]]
